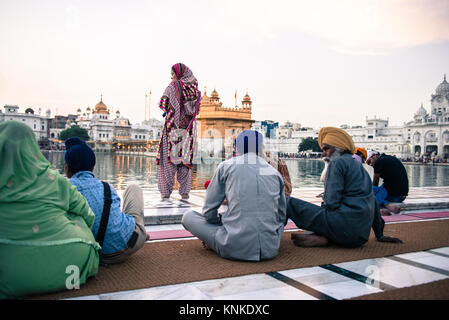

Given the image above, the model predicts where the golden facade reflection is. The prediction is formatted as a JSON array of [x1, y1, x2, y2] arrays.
[[173, 168, 200, 191]]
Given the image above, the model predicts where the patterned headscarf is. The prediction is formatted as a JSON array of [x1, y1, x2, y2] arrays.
[[171, 63, 199, 105]]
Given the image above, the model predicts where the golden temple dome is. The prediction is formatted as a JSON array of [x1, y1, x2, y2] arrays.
[[93, 95, 109, 114], [211, 88, 219, 98], [243, 92, 251, 102]]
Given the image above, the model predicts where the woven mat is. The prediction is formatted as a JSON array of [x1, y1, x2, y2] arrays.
[[350, 279, 449, 300], [34, 220, 449, 300]]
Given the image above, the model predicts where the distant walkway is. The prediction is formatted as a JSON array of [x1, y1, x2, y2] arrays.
[[118, 186, 449, 225]]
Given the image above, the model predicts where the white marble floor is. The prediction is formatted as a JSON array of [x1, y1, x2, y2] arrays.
[[67, 245, 449, 300], [68, 186, 449, 301], [67, 211, 449, 301]]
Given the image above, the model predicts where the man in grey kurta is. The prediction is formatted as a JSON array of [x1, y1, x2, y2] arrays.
[[182, 130, 286, 261], [287, 127, 402, 248]]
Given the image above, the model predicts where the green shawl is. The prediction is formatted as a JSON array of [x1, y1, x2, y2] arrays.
[[0, 121, 100, 299]]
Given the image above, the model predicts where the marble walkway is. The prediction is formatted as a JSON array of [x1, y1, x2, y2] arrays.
[[65, 187, 449, 300], [117, 186, 449, 225]]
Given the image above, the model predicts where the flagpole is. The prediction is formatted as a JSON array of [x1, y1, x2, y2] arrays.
[[148, 89, 151, 121], [145, 93, 148, 122]]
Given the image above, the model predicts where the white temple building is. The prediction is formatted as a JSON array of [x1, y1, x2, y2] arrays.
[[269, 75, 449, 159]]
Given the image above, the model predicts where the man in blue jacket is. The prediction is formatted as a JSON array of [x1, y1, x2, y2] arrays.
[[64, 137, 148, 264]]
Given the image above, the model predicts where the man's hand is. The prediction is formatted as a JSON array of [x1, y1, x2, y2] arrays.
[[377, 235, 403, 244], [372, 173, 380, 187]]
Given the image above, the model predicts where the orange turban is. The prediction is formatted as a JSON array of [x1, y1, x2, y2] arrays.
[[355, 147, 367, 160], [318, 127, 355, 154]]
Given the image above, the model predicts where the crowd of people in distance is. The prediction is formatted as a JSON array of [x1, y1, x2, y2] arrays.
[[0, 63, 410, 299]]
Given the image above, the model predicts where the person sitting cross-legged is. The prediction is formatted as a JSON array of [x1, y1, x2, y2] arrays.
[[182, 130, 286, 261], [64, 137, 148, 265], [287, 127, 402, 248]]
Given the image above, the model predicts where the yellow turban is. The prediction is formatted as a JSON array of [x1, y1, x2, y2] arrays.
[[318, 127, 355, 154]]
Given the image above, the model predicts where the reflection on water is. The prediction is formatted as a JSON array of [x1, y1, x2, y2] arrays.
[[43, 151, 449, 192]]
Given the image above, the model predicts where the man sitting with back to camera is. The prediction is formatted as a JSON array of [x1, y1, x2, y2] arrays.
[[182, 130, 286, 261], [64, 137, 148, 264]]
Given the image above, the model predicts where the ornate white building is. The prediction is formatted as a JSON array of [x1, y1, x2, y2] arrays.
[[407, 75, 449, 158], [0, 105, 49, 147], [1, 95, 163, 152], [75, 96, 163, 152]]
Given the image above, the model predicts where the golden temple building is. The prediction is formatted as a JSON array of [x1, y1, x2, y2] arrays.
[[196, 88, 254, 159]]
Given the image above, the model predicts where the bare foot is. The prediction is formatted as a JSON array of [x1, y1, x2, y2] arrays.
[[291, 233, 329, 247], [380, 208, 392, 216], [385, 203, 402, 214], [202, 241, 212, 250]]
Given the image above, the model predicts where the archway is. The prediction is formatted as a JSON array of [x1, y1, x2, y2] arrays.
[[444, 145, 449, 159], [426, 145, 438, 155], [443, 131, 449, 144], [413, 132, 421, 144], [414, 145, 421, 156], [424, 130, 437, 143]]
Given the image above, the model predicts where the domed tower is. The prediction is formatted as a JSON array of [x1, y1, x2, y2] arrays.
[[210, 88, 220, 104], [92, 94, 110, 120], [77, 108, 82, 118], [436, 74, 449, 96], [431, 74, 449, 116], [86, 106, 91, 118], [116, 110, 120, 119], [93, 95, 109, 114], [242, 92, 252, 109], [414, 103, 428, 121]]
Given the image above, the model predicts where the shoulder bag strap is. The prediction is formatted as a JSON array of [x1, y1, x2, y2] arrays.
[[96, 181, 112, 247]]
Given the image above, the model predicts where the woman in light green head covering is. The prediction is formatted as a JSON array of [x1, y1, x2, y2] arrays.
[[0, 121, 100, 299]]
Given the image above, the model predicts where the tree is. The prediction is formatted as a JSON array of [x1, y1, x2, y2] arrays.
[[298, 137, 321, 152], [59, 125, 90, 141]]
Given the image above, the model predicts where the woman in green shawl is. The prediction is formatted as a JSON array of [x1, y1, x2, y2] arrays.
[[0, 121, 100, 299]]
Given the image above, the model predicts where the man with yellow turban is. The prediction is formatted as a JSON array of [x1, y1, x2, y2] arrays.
[[288, 127, 402, 248]]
